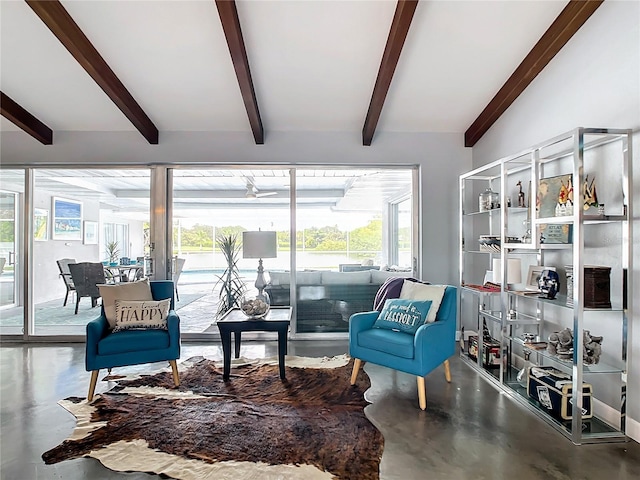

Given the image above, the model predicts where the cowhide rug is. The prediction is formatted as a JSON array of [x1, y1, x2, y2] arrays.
[[42, 355, 383, 480]]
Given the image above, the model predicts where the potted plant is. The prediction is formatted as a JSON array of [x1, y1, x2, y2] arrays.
[[214, 233, 247, 318], [105, 241, 120, 265]]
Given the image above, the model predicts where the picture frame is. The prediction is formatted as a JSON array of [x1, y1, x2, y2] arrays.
[[537, 174, 572, 218], [33, 208, 49, 241], [526, 265, 557, 291], [83, 221, 98, 245], [52, 197, 82, 241]]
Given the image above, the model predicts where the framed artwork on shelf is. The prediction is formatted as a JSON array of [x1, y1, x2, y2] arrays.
[[537, 174, 573, 218], [539, 223, 572, 244], [33, 208, 49, 241], [526, 265, 556, 291], [52, 197, 82, 241], [83, 221, 98, 245]]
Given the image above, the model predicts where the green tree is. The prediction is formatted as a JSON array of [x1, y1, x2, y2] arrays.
[[350, 218, 382, 252]]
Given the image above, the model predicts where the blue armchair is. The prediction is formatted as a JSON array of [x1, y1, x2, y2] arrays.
[[349, 285, 457, 410], [85, 280, 181, 401]]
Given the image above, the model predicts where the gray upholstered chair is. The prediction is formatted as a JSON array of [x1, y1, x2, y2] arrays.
[[68, 262, 106, 314], [56, 258, 76, 307]]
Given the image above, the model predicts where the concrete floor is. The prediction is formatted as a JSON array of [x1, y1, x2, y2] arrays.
[[1, 341, 640, 480]]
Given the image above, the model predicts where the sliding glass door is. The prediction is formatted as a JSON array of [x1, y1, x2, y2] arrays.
[[0, 170, 24, 335], [170, 168, 292, 335], [31, 169, 150, 336], [293, 168, 415, 334]]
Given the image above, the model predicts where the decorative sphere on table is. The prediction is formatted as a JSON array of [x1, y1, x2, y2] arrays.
[[240, 293, 270, 319]]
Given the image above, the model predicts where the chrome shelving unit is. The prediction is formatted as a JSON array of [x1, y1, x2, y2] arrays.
[[459, 128, 632, 444]]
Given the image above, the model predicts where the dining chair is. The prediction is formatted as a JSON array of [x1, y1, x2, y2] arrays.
[[56, 258, 77, 307], [68, 262, 106, 314]]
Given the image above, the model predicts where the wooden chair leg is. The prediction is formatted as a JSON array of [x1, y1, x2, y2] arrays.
[[417, 376, 427, 410], [88, 370, 99, 402], [350, 358, 362, 385], [443, 359, 452, 382], [169, 360, 180, 387]]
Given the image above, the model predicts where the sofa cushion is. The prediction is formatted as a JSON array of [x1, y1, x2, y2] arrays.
[[399, 282, 446, 323], [112, 299, 170, 332], [322, 270, 371, 284], [98, 328, 170, 356], [373, 298, 432, 335], [98, 278, 154, 328], [297, 271, 322, 285], [371, 270, 413, 284], [269, 271, 290, 286], [357, 329, 415, 359]]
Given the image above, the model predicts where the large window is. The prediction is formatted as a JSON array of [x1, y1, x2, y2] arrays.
[[0, 165, 416, 339]]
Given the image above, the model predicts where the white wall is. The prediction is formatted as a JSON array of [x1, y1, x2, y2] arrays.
[[471, 1, 640, 442], [1, 130, 472, 287], [33, 191, 101, 304]]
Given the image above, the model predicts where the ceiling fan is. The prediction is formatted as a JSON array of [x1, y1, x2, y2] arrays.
[[245, 177, 277, 199]]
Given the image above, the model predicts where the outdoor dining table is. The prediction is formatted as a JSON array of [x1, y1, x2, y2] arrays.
[[103, 264, 143, 282]]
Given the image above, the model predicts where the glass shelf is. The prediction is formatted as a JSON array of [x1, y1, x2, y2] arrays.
[[504, 311, 540, 325], [507, 292, 625, 312], [461, 285, 500, 296], [584, 214, 628, 224], [463, 208, 500, 216], [479, 309, 501, 323], [506, 335, 624, 374], [535, 214, 628, 225]]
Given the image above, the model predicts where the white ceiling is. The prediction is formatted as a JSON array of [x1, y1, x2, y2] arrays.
[[0, 0, 568, 138]]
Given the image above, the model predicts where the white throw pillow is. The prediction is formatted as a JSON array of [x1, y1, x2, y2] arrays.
[[399, 282, 446, 323], [371, 270, 413, 284], [112, 299, 171, 332], [321, 271, 371, 285], [98, 278, 154, 328], [269, 271, 290, 286], [296, 271, 322, 285]]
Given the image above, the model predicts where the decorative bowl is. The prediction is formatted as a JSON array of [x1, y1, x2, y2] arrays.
[[240, 293, 270, 319], [109, 262, 119, 267]]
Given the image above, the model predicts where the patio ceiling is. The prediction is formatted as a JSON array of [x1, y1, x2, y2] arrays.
[[1, 168, 412, 215]]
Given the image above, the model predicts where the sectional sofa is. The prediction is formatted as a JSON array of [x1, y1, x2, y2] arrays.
[[265, 269, 413, 332]]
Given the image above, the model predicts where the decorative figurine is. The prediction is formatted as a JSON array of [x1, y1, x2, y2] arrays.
[[517, 181, 526, 207], [538, 269, 560, 299], [583, 175, 598, 211]]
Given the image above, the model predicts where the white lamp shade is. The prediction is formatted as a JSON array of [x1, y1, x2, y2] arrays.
[[242, 231, 277, 259], [492, 258, 522, 285]]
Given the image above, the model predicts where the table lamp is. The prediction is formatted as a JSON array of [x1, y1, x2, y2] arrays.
[[242, 231, 277, 297], [492, 258, 522, 289]]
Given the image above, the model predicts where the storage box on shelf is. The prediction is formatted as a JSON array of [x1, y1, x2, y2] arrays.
[[458, 128, 631, 445]]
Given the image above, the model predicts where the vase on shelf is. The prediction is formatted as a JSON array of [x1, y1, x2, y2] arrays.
[[479, 188, 499, 212]]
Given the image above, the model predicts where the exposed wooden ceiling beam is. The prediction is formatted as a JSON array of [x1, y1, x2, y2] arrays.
[[25, 0, 159, 144], [362, 0, 419, 146], [215, 0, 264, 145], [1, 91, 53, 145], [464, 0, 604, 148]]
